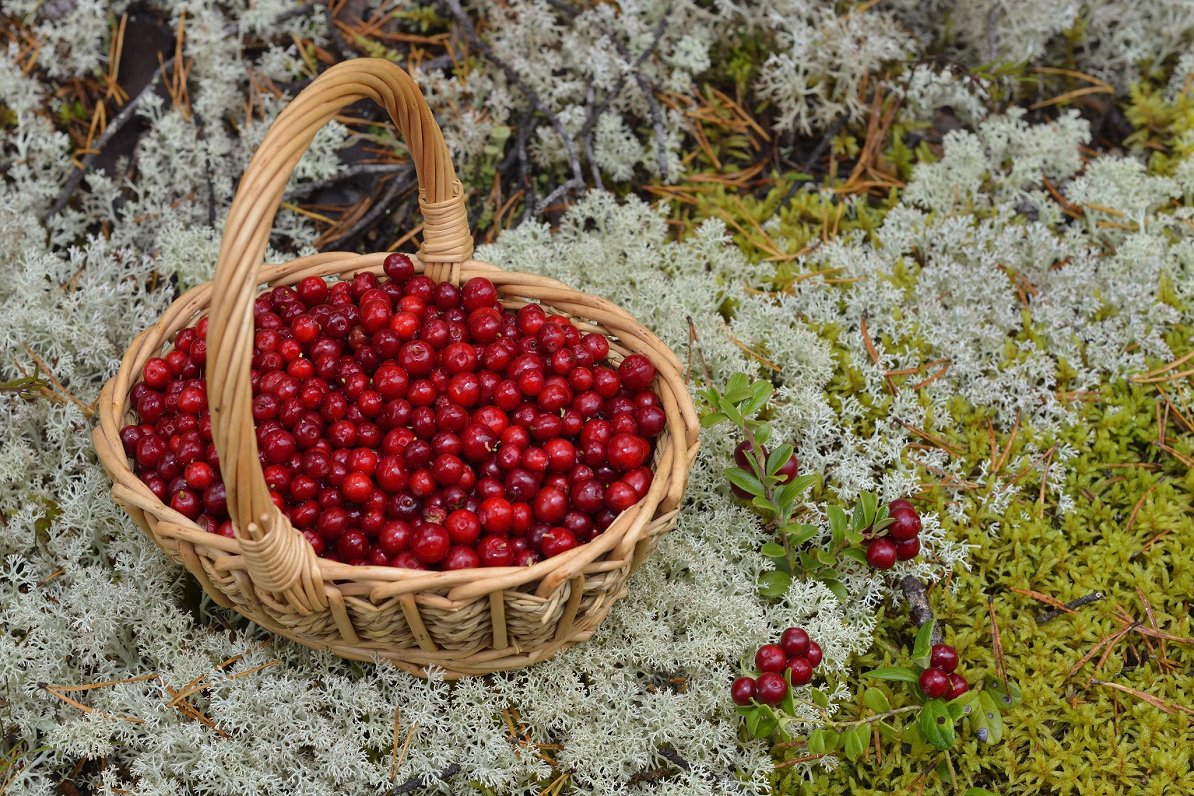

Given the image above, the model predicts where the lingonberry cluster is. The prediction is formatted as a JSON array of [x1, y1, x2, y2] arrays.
[[865, 498, 923, 570], [119, 253, 666, 570], [730, 627, 824, 706], [918, 643, 968, 701]]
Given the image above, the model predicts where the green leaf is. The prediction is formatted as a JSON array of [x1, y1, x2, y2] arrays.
[[936, 758, 954, 784], [877, 721, 900, 742], [822, 578, 849, 601], [744, 706, 778, 739], [699, 412, 728, 429], [946, 690, 979, 721], [842, 725, 868, 761], [725, 467, 764, 497], [839, 545, 869, 565], [851, 502, 866, 531], [753, 425, 772, 446], [864, 667, 920, 683], [912, 620, 935, 668], [984, 676, 1023, 708], [751, 495, 777, 515], [964, 789, 1000, 796], [976, 691, 1005, 743], [858, 492, 878, 528], [766, 443, 794, 477], [724, 373, 752, 403], [807, 728, 829, 755], [863, 687, 891, 714], [918, 699, 956, 750], [903, 722, 931, 756], [844, 527, 864, 545], [740, 381, 774, 417], [827, 505, 847, 539], [760, 542, 787, 559], [757, 570, 792, 598], [717, 397, 745, 426], [821, 728, 841, 752], [810, 688, 830, 709], [783, 523, 818, 546]]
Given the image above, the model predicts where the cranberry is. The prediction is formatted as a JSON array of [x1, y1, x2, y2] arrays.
[[918, 667, 950, 699], [444, 545, 480, 570], [787, 657, 813, 686], [605, 481, 639, 512], [889, 506, 922, 540], [731, 676, 756, 706], [618, 354, 656, 391], [895, 536, 921, 561], [540, 526, 577, 558], [533, 487, 569, 523], [461, 277, 498, 312], [806, 641, 823, 669], [753, 671, 787, 705], [946, 673, 969, 700], [383, 253, 415, 284], [754, 643, 787, 673], [411, 522, 450, 564], [478, 534, 513, 567], [607, 433, 650, 470], [446, 509, 481, 545], [929, 644, 959, 673], [142, 357, 171, 390], [866, 538, 897, 570], [779, 627, 810, 658]]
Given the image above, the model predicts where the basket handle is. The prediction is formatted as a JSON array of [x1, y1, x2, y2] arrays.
[[206, 59, 471, 607]]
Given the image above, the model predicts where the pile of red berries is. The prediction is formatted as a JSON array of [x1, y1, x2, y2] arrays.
[[918, 643, 968, 701], [119, 253, 666, 570], [730, 627, 823, 706], [865, 498, 923, 570]]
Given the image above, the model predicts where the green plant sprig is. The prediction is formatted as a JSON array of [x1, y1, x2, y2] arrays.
[[699, 372, 894, 600]]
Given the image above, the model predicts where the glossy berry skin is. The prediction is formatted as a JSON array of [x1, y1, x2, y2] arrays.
[[731, 676, 756, 706], [946, 673, 969, 700], [754, 643, 788, 673], [866, 538, 898, 570], [929, 644, 959, 674], [618, 354, 656, 391], [779, 627, 810, 658], [918, 667, 951, 699], [805, 641, 823, 669], [889, 498, 915, 514], [895, 536, 921, 561], [753, 671, 788, 705], [888, 507, 922, 541], [786, 657, 813, 686]]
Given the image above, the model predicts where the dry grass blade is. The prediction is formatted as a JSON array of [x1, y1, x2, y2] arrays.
[[46, 673, 159, 693], [41, 684, 144, 724], [1125, 483, 1160, 534], [1066, 622, 1138, 681], [1088, 679, 1194, 717]]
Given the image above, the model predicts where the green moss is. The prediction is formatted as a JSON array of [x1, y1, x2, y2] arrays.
[[769, 344, 1194, 794]]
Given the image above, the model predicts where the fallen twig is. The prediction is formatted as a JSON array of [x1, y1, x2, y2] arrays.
[[900, 575, 942, 646], [1035, 591, 1105, 625]]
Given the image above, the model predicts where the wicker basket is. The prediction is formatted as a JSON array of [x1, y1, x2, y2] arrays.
[[92, 59, 699, 678]]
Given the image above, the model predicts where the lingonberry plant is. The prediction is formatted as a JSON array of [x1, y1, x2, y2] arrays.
[[120, 254, 667, 570], [699, 374, 927, 600]]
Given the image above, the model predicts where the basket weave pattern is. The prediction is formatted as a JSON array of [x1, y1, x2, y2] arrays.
[[93, 59, 699, 678]]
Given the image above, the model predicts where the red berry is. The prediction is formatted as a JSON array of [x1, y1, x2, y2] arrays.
[[888, 506, 922, 540], [478, 496, 514, 533], [605, 481, 639, 512], [411, 522, 450, 564], [895, 536, 920, 561], [142, 357, 171, 390], [444, 545, 480, 570], [607, 433, 650, 470], [533, 487, 568, 523], [929, 644, 959, 674], [776, 454, 798, 484], [383, 253, 414, 284], [478, 534, 513, 567], [731, 676, 756, 706], [787, 657, 813, 686], [618, 354, 656, 391], [184, 461, 214, 490], [461, 277, 498, 312], [753, 671, 787, 705], [866, 538, 897, 570], [779, 627, 810, 658], [540, 526, 577, 558], [919, 667, 950, 699], [806, 641, 823, 668], [378, 521, 412, 556], [754, 643, 787, 673], [889, 498, 915, 514], [946, 673, 968, 700]]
